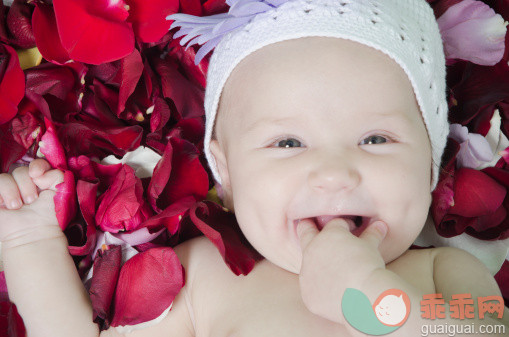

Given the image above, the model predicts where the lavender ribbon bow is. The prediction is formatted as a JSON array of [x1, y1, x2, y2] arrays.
[[167, 0, 290, 64]]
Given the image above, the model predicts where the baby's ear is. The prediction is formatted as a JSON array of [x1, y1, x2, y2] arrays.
[[209, 139, 233, 201]]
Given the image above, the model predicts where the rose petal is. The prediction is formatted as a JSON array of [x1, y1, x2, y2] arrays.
[[58, 122, 142, 158], [494, 260, 509, 305], [115, 49, 143, 115], [110, 247, 184, 327], [0, 301, 25, 337], [437, 0, 507, 66], [155, 56, 204, 119], [449, 168, 506, 217], [53, 169, 77, 231], [32, 3, 70, 64], [53, 0, 135, 64], [39, 118, 66, 169], [126, 0, 179, 43], [140, 196, 196, 234], [68, 180, 98, 256], [89, 245, 122, 329], [101, 146, 161, 179], [187, 201, 262, 276], [6, 0, 35, 49], [0, 44, 25, 125], [95, 165, 152, 233], [148, 136, 208, 212]]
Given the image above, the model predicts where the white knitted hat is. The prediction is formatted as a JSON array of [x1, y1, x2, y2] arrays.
[[169, 0, 449, 191]]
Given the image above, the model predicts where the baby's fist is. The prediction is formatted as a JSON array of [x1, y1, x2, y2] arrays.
[[0, 159, 64, 245]]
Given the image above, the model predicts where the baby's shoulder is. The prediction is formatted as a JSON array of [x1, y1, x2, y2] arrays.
[[173, 235, 237, 282]]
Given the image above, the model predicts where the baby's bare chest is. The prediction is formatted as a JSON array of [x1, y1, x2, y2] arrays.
[[188, 241, 435, 337], [202, 259, 350, 337]]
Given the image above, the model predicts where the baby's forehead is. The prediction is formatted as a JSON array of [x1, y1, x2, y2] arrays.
[[215, 37, 421, 138], [221, 39, 416, 108]]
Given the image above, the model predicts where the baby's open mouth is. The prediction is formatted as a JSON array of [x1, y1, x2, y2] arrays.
[[294, 215, 370, 236]]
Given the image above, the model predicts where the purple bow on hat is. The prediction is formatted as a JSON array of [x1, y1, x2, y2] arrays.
[[167, 0, 290, 64]]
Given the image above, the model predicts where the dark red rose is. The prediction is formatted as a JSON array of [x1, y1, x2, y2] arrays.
[[432, 138, 509, 240]]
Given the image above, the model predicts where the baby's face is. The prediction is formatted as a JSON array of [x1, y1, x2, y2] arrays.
[[210, 37, 433, 274]]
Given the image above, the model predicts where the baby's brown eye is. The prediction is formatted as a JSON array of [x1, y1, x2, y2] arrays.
[[276, 138, 302, 148], [361, 135, 388, 145]]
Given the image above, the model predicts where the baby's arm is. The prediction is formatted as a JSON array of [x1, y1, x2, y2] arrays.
[[432, 247, 509, 327], [1, 160, 98, 337], [298, 218, 508, 336], [1, 160, 194, 337]]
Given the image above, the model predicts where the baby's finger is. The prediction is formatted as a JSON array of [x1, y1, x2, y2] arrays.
[[32, 169, 64, 191], [0, 173, 22, 209], [359, 221, 387, 248], [12, 166, 38, 204], [28, 158, 52, 179], [297, 218, 319, 251]]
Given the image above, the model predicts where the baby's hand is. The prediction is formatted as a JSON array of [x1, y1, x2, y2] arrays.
[[0, 159, 64, 246], [297, 218, 387, 323]]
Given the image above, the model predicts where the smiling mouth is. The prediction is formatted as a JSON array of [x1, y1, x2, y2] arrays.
[[294, 215, 370, 236]]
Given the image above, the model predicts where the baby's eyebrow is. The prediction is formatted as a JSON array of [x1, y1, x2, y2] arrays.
[[244, 111, 410, 134], [244, 117, 298, 134]]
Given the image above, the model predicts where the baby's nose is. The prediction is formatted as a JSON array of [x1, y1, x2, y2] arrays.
[[307, 154, 361, 193]]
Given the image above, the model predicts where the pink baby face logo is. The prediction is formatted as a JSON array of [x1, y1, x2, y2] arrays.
[[372, 289, 411, 327]]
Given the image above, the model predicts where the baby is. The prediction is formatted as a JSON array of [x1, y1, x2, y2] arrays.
[[1, 0, 509, 336]]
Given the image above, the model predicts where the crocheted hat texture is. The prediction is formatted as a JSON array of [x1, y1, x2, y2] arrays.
[[170, 0, 449, 190]]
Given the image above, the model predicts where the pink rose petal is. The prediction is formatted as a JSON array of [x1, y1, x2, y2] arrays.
[[438, 0, 507, 66]]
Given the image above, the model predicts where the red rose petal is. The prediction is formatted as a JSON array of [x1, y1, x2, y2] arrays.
[[68, 180, 98, 256], [89, 245, 122, 329], [32, 3, 71, 64], [126, 0, 179, 43], [0, 301, 25, 337], [58, 122, 142, 158], [156, 56, 204, 119], [95, 165, 152, 233], [494, 260, 509, 306], [188, 201, 262, 276], [449, 168, 506, 217], [140, 196, 196, 234], [40, 118, 67, 169], [53, 0, 134, 64], [148, 137, 208, 212], [115, 49, 144, 115], [0, 44, 25, 125], [6, 0, 35, 49], [110, 247, 184, 327], [54, 170, 77, 231]]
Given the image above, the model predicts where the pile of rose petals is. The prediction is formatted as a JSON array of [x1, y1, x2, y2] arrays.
[[0, 0, 508, 334]]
